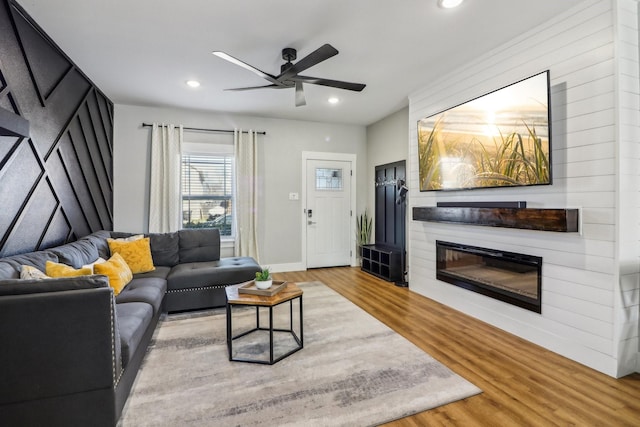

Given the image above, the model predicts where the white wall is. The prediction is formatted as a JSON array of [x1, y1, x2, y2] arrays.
[[407, 0, 639, 377], [112, 104, 367, 269]]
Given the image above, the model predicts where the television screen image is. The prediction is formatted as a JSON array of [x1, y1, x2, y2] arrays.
[[418, 71, 551, 191]]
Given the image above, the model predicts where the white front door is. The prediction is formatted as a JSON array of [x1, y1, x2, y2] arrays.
[[305, 159, 351, 268]]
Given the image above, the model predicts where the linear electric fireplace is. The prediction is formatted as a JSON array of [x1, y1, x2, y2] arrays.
[[436, 241, 542, 313]]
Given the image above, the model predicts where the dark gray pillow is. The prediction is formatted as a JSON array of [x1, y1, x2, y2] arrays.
[[82, 231, 111, 260], [178, 229, 221, 263], [0, 261, 20, 279], [149, 232, 180, 266], [49, 239, 100, 269], [2, 251, 59, 273], [0, 275, 110, 296]]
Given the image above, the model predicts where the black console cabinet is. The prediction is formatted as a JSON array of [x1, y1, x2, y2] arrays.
[[361, 245, 402, 282]]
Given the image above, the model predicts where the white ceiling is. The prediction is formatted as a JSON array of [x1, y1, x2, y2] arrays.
[[19, 0, 585, 126]]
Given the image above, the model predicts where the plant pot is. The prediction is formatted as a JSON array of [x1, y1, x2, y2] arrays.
[[255, 279, 273, 290]]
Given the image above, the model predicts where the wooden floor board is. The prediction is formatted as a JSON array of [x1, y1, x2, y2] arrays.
[[273, 267, 640, 426]]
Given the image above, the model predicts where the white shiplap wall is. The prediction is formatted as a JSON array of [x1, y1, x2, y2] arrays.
[[407, 0, 639, 377], [614, 0, 640, 375]]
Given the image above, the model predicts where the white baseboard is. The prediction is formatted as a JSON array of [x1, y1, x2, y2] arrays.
[[268, 262, 306, 273]]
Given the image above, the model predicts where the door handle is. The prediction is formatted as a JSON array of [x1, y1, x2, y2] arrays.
[[308, 220, 316, 225]]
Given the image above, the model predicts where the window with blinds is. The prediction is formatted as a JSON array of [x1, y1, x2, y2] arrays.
[[182, 153, 234, 236]]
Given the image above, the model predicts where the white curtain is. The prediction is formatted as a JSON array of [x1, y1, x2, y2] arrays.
[[234, 129, 260, 260], [149, 123, 183, 233]]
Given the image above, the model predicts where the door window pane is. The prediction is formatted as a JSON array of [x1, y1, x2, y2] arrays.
[[315, 168, 343, 190]]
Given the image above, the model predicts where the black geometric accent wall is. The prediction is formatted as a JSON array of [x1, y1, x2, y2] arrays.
[[0, 0, 113, 257]]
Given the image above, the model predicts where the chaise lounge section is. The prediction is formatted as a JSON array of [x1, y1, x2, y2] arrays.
[[0, 228, 260, 426]]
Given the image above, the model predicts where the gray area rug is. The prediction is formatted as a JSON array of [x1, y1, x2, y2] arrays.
[[119, 282, 480, 426]]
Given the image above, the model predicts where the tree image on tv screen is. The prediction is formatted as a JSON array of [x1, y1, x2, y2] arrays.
[[418, 71, 551, 191]]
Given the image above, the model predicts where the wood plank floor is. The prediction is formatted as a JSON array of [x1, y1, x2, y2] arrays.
[[273, 267, 640, 426]]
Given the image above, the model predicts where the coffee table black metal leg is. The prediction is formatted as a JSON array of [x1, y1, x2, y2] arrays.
[[269, 305, 274, 364], [226, 303, 232, 361], [299, 295, 304, 348], [289, 299, 293, 331]]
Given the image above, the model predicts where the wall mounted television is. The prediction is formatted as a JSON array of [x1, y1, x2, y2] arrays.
[[417, 70, 551, 191]]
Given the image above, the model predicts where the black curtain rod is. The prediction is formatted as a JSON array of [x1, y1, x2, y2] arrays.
[[142, 123, 266, 135]]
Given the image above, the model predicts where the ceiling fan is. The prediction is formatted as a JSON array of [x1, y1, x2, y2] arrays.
[[212, 44, 366, 107]]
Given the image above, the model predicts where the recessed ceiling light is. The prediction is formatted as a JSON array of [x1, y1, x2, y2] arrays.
[[186, 80, 201, 88], [328, 97, 340, 104], [438, 0, 464, 9]]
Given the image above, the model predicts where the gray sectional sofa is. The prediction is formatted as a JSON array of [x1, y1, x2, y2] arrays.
[[0, 228, 261, 427]]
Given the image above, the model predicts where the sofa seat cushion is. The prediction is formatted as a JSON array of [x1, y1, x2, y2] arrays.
[[116, 278, 166, 314], [166, 257, 261, 291], [115, 302, 153, 369]]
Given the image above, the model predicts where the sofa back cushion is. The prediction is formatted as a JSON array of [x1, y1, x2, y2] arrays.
[[149, 232, 180, 266], [0, 251, 59, 279], [49, 239, 100, 269], [82, 230, 112, 260], [0, 262, 20, 279], [111, 231, 180, 267], [178, 228, 221, 263], [0, 231, 109, 279]]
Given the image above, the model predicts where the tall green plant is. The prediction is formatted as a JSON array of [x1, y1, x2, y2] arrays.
[[356, 211, 372, 247]]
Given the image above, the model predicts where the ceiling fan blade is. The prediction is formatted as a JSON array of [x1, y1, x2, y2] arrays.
[[212, 51, 285, 86], [224, 84, 285, 91], [293, 75, 366, 92], [277, 44, 339, 80], [295, 81, 306, 107]]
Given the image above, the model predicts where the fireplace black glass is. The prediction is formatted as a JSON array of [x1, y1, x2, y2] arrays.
[[436, 240, 542, 313]]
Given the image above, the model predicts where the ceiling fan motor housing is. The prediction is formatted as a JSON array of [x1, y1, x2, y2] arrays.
[[282, 47, 297, 62]]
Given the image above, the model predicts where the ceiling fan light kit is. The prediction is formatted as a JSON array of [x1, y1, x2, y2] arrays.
[[212, 44, 366, 107]]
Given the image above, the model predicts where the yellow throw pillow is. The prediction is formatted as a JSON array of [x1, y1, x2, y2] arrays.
[[94, 253, 133, 296], [107, 237, 155, 274], [45, 261, 93, 278]]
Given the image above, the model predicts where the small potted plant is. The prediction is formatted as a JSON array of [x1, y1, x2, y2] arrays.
[[254, 268, 272, 289]]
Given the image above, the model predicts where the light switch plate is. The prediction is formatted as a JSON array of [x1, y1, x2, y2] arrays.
[[289, 192, 299, 200]]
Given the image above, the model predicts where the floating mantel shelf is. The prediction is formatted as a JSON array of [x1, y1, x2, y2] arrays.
[[412, 206, 579, 232]]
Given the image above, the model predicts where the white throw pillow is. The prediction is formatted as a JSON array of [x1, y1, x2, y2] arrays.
[[20, 265, 49, 280], [82, 257, 107, 274]]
